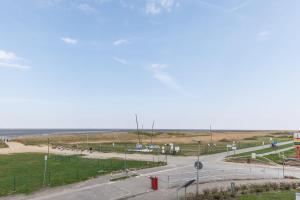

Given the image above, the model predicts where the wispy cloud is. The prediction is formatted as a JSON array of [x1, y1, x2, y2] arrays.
[[149, 63, 189, 96], [0, 97, 65, 105], [0, 62, 31, 70], [113, 39, 129, 46], [146, 0, 180, 15], [78, 3, 96, 13], [231, 0, 252, 11], [113, 57, 128, 65], [0, 50, 31, 70], [257, 31, 271, 40], [61, 37, 78, 44]]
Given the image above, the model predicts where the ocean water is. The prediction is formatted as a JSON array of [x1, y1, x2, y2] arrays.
[[0, 129, 118, 137], [0, 128, 259, 138], [0, 128, 209, 137]]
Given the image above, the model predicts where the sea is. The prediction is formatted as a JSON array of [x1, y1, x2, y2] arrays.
[[0, 128, 267, 138], [0, 128, 212, 138]]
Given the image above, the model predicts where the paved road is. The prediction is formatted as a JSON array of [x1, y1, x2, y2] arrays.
[[1, 141, 297, 200]]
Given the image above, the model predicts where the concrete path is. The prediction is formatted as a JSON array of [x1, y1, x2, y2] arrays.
[[0, 140, 298, 200], [258, 146, 294, 157]]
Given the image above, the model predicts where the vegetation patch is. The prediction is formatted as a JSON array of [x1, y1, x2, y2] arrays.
[[186, 181, 300, 200], [0, 153, 165, 197], [0, 141, 8, 148]]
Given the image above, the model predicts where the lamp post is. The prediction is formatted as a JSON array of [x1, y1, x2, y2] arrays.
[[193, 140, 201, 197]]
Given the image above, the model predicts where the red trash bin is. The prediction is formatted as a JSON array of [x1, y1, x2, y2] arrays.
[[150, 176, 158, 190]]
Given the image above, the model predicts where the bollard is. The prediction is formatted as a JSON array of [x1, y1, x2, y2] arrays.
[[231, 182, 236, 194]]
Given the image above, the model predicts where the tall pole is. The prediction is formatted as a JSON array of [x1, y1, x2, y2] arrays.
[[196, 141, 200, 197], [47, 138, 50, 157], [135, 114, 141, 144], [282, 153, 285, 178], [86, 134, 89, 150], [151, 121, 155, 145], [43, 155, 48, 186], [124, 144, 127, 174], [210, 125, 212, 143]]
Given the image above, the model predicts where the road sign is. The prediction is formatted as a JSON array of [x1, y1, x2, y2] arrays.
[[194, 161, 203, 170], [232, 146, 237, 150]]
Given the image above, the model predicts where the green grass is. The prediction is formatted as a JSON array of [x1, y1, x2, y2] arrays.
[[233, 143, 293, 157], [0, 153, 164, 196], [237, 190, 297, 200], [265, 148, 295, 164], [50, 138, 292, 157], [0, 141, 8, 148]]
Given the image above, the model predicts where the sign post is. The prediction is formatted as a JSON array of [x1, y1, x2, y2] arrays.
[[43, 155, 48, 186]]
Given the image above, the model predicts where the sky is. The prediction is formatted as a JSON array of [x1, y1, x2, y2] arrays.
[[1, 0, 300, 130]]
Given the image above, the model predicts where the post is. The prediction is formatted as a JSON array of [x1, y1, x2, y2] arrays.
[[135, 114, 141, 144], [210, 125, 212, 143], [124, 144, 127, 174], [283, 157, 285, 178], [151, 121, 155, 145], [43, 155, 48, 186], [47, 138, 50, 157], [196, 141, 200, 197], [165, 153, 168, 164], [184, 187, 187, 200], [86, 134, 89, 150]]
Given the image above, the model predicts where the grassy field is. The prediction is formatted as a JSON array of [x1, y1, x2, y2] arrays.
[[233, 143, 293, 157], [0, 153, 164, 196], [237, 190, 297, 200], [0, 141, 8, 148], [265, 148, 295, 164], [12, 131, 293, 156]]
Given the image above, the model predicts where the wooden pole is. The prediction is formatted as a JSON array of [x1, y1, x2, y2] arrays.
[[135, 114, 141, 144]]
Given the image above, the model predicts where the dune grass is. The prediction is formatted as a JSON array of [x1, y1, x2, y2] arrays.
[[0, 153, 164, 197]]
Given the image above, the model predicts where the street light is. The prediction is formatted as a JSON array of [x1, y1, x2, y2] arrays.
[[192, 140, 201, 197]]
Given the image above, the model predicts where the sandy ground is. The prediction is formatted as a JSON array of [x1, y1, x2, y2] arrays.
[[0, 142, 165, 161]]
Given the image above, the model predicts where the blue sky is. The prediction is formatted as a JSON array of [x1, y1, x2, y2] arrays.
[[1, 0, 300, 129]]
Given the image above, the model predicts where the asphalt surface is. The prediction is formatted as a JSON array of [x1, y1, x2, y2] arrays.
[[0, 141, 297, 200]]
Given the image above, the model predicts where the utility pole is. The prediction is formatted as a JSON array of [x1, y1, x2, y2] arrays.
[[151, 121, 155, 145], [135, 114, 141, 144]]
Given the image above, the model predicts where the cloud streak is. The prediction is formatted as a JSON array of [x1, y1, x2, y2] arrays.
[[78, 3, 96, 13], [113, 57, 128, 65], [113, 39, 129, 46], [150, 63, 189, 96], [61, 37, 78, 44], [146, 0, 180, 15], [257, 31, 271, 40], [0, 62, 31, 70]]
